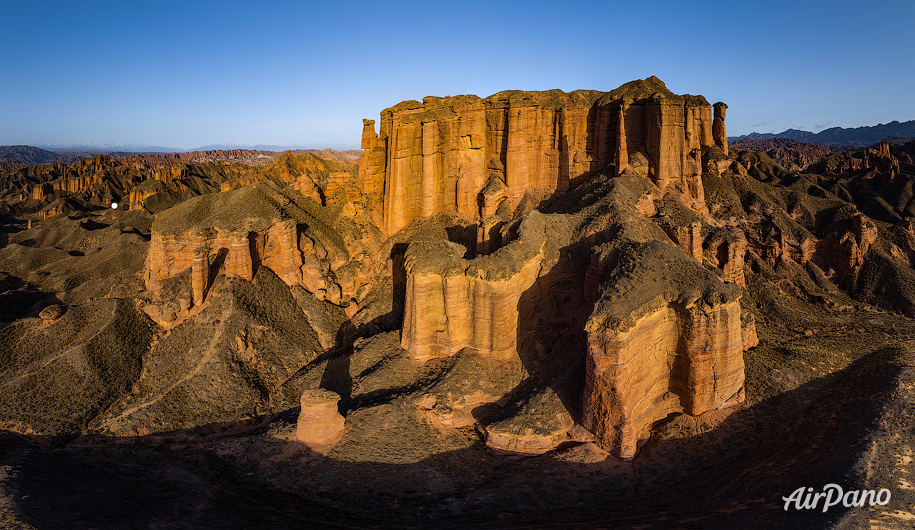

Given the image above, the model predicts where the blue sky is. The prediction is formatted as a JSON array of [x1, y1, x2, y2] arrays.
[[2, 0, 913, 150]]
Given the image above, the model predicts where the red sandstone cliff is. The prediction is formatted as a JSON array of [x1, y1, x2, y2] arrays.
[[401, 212, 571, 362], [581, 242, 752, 460], [359, 77, 719, 235]]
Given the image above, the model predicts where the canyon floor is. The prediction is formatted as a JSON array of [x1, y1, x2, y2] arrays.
[[0, 308, 913, 529]]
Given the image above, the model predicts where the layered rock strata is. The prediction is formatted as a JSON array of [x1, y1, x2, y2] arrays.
[[143, 182, 373, 312], [191, 247, 209, 306], [296, 389, 345, 447], [360, 77, 719, 234], [582, 241, 752, 460], [401, 211, 571, 362]]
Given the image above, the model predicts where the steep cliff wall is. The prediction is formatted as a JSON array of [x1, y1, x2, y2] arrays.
[[401, 211, 571, 362], [361, 77, 718, 235], [582, 241, 753, 460]]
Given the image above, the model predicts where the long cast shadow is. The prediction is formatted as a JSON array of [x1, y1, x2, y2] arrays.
[[4, 342, 910, 529]]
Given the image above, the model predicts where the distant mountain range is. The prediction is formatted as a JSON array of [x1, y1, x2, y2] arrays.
[[35, 142, 185, 153], [189, 143, 360, 152], [30, 142, 360, 153], [730, 120, 915, 148], [0, 144, 364, 174]]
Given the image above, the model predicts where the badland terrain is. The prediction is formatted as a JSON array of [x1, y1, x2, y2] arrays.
[[0, 77, 913, 528]]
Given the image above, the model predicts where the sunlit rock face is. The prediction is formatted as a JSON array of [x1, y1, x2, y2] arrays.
[[581, 242, 752, 460], [359, 76, 716, 235], [401, 211, 571, 362], [296, 389, 345, 447]]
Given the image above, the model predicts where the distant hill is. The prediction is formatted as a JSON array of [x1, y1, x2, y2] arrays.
[[36, 143, 184, 153], [0, 145, 74, 165], [731, 120, 915, 148], [190, 143, 361, 152]]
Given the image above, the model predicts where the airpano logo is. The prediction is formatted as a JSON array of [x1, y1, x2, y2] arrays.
[[783, 484, 891, 512]]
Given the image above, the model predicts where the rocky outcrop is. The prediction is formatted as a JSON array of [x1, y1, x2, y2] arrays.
[[481, 389, 595, 455], [809, 140, 915, 178], [713, 103, 729, 155], [812, 213, 878, 281], [145, 218, 302, 297], [191, 247, 209, 306], [402, 211, 571, 362], [360, 77, 719, 234], [582, 241, 752, 460], [296, 389, 345, 447], [729, 137, 833, 172], [142, 182, 373, 314]]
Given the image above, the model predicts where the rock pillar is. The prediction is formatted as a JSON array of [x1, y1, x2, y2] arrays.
[[360, 119, 377, 151], [296, 389, 345, 447], [477, 216, 503, 257], [227, 230, 254, 281], [722, 236, 746, 287], [713, 102, 728, 155], [192, 247, 210, 306], [616, 101, 629, 176]]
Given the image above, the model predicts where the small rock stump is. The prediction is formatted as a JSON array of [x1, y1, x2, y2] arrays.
[[296, 389, 345, 447]]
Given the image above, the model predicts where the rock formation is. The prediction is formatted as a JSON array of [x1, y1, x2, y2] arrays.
[[7, 78, 915, 526], [381, 78, 758, 460], [401, 211, 571, 362], [359, 77, 715, 235], [296, 389, 345, 447], [582, 242, 749, 460], [729, 137, 833, 172], [713, 102, 729, 155], [191, 247, 209, 306], [139, 177, 378, 332]]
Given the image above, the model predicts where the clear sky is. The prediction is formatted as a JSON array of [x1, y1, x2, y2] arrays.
[[2, 0, 913, 150]]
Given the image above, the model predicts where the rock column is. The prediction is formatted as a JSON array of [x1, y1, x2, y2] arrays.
[[296, 389, 345, 447], [228, 230, 254, 280], [616, 101, 629, 176], [713, 102, 728, 155], [192, 247, 210, 306], [722, 236, 746, 287]]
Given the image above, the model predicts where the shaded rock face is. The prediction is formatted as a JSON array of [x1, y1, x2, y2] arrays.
[[360, 77, 714, 234]]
